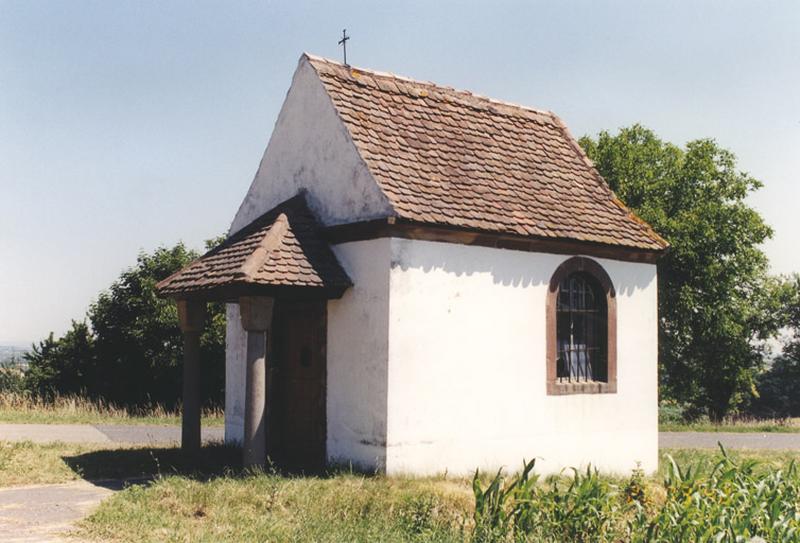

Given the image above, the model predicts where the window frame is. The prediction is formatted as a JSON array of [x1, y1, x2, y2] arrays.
[[546, 257, 617, 395]]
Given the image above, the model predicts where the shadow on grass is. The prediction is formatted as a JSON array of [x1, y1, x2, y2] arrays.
[[62, 444, 359, 489], [62, 442, 244, 488]]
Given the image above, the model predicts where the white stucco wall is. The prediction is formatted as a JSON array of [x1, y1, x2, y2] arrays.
[[229, 55, 392, 235], [326, 239, 391, 470], [223, 239, 392, 473], [224, 54, 393, 444], [221, 54, 658, 475], [384, 238, 659, 476]]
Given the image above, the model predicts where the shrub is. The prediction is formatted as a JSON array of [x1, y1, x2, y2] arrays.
[[23, 241, 226, 410], [750, 356, 800, 418], [659, 400, 689, 425], [0, 363, 25, 394]]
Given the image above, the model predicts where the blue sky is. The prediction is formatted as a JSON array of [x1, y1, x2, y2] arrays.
[[1, 1, 798, 344]]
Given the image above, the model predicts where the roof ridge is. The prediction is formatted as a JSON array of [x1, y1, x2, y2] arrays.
[[238, 213, 289, 281], [302, 52, 556, 121]]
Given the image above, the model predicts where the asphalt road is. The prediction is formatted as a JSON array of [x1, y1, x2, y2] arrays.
[[659, 431, 800, 450], [0, 423, 224, 445], [0, 481, 113, 542], [2, 424, 800, 451]]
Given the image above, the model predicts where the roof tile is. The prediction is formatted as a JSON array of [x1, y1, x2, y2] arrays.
[[308, 53, 668, 252], [156, 194, 352, 298]]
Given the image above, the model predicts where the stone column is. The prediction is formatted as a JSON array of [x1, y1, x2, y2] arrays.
[[239, 296, 275, 468], [177, 299, 206, 453]]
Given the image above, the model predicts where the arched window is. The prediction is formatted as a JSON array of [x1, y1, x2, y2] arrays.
[[547, 257, 617, 395], [556, 272, 606, 382]]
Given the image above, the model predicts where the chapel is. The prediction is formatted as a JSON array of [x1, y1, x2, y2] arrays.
[[158, 54, 667, 475]]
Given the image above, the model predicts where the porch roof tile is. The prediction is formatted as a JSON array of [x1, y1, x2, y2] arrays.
[[156, 194, 352, 299]]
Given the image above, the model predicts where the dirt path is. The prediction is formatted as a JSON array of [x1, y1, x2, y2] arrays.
[[0, 481, 114, 542]]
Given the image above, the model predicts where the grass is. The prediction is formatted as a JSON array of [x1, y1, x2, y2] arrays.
[[81, 472, 472, 542], [6, 440, 796, 489], [0, 441, 105, 486], [658, 448, 800, 477], [0, 391, 224, 426], [660, 417, 800, 433], [2, 439, 798, 542], [0, 440, 243, 487], [0, 440, 471, 542], [75, 448, 800, 543]]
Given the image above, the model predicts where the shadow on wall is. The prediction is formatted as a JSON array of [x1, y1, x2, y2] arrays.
[[389, 238, 655, 297]]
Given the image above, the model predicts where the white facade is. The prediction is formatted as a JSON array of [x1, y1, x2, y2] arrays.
[[230, 57, 392, 235], [223, 55, 660, 476], [385, 238, 658, 476], [225, 236, 659, 475], [325, 239, 391, 469], [224, 55, 392, 446]]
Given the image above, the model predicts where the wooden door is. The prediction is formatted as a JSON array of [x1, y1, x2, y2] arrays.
[[268, 300, 327, 472]]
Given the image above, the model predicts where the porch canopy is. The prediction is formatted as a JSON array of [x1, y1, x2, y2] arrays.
[[156, 193, 351, 467]]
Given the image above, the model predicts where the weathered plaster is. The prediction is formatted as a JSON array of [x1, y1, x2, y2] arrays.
[[224, 239, 392, 473], [326, 239, 391, 470], [224, 54, 393, 446], [229, 56, 393, 235], [384, 238, 658, 476]]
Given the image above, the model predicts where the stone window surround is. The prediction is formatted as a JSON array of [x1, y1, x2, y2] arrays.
[[546, 256, 617, 395]]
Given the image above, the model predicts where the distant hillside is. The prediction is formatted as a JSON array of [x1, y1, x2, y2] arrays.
[[0, 345, 31, 368]]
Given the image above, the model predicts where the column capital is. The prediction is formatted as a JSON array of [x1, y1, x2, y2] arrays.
[[239, 296, 275, 332], [177, 299, 206, 333]]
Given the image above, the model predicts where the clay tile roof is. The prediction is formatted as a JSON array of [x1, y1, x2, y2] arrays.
[[156, 194, 352, 299], [305, 54, 668, 252]]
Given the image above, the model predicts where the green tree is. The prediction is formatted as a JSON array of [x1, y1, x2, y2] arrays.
[[751, 275, 800, 417], [25, 240, 225, 409], [25, 322, 95, 397], [580, 125, 783, 419]]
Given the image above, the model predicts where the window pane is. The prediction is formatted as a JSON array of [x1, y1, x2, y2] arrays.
[[555, 271, 607, 383]]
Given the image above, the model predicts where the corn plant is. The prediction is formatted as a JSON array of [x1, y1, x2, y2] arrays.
[[641, 444, 800, 542], [472, 460, 626, 542], [472, 445, 800, 543], [516, 466, 625, 542], [472, 459, 537, 542]]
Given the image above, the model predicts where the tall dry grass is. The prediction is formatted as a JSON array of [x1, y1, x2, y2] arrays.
[[0, 391, 223, 426]]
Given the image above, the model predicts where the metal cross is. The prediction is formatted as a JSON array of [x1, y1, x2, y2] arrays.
[[338, 29, 350, 65]]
